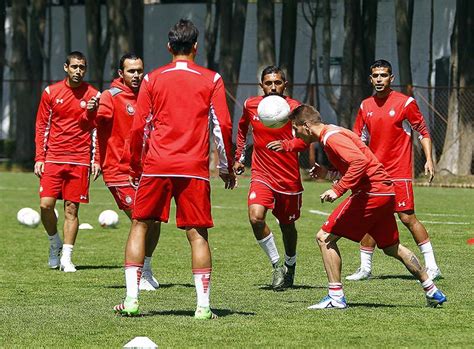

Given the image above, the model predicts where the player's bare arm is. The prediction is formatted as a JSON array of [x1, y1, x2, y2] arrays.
[[90, 163, 101, 181], [420, 137, 435, 183]]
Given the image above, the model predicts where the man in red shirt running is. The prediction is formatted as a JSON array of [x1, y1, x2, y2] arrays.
[[34, 51, 100, 273], [113, 19, 235, 319], [234, 66, 306, 290], [347, 59, 441, 281], [288, 104, 446, 309], [80, 53, 160, 291]]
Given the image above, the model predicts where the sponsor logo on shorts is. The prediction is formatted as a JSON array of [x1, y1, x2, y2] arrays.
[[126, 104, 135, 116], [289, 214, 296, 221], [125, 195, 132, 204], [39, 186, 43, 192], [80, 100, 87, 109], [389, 109, 396, 117], [324, 220, 329, 226], [80, 195, 88, 200], [398, 201, 406, 207], [249, 191, 257, 200]]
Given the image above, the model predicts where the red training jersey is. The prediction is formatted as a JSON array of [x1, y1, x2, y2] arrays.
[[320, 125, 394, 197], [80, 78, 139, 185], [234, 96, 306, 194], [35, 79, 99, 166], [129, 60, 234, 180], [353, 90, 430, 180]]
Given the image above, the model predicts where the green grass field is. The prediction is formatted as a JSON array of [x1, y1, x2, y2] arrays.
[[0, 172, 473, 348]]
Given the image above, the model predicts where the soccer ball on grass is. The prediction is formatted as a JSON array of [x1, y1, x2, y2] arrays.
[[257, 95, 291, 128], [17, 208, 41, 228], [98, 210, 119, 228]]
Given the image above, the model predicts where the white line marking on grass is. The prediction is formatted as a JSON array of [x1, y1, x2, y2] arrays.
[[418, 213, 470, 217], [212, 205, 247, 210], [420, 220, 469, 225], [309, 209, 330, 216]]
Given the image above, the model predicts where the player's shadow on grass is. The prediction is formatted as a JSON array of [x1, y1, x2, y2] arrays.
[[104, 283, 192, 289], [257, 284, 324, 291], [145, 308, 255, 318], [348, 302, 398, 308], [76, 265, 122, 270], [372, 275, 415, 281]]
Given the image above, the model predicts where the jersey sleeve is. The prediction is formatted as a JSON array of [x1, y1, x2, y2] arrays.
[[129, 75, 152, 178], [209, 73, 234, 174], [35, 88, 52, 162], [325, 133, 370, 196], [403, 98, 431, 140], [352, 105, 370, 143], [234, 100, 251, 163]]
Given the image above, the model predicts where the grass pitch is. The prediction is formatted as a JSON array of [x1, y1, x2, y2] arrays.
[[0, 172, 473, 348]]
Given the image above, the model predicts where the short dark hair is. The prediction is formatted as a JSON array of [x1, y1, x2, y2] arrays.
[[261, 65, 286, 83], [370, 59, 392, 74], [168, 19, 199, 55], [119, 53, 142, 71], [288, 104, 323, 125], [65, 51, 87, 66]]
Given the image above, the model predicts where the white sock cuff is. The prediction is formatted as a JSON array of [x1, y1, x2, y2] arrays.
[[285, 254, 297, 266], [418, 240, 433, 252], [257, 232, 274, 245], [360, 247, 375, 254]]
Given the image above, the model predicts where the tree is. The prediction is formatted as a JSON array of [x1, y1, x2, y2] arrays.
[[257, 0, 275, 80], [395, 0, 414, 95], [205, 0, 220, 71], [0, 0, 6, 125], [437, 0, 473, 175], [11, 0, 47, 166], [301, 0, 320, 106], [64, 0, 71, 54], [279, 0, 297, 95]]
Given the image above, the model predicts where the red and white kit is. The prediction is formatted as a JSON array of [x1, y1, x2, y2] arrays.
[[235, 96, 306, 223], [320, 125, 399, 248], [129, 60, 234, 227], [353, 90, 431, 210], [35, 79, 99, 202], [80, 78, 140, 210]]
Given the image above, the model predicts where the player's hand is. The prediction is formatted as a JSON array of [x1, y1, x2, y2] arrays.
[[91, 163, 101, 181], [266, 140, 284, 152], [220, 171, 236, 189], [309, 163, 323, 178], [129, 175, 140, 189], [234, 162, 245, 175], [425, 160, 435, 183], [34, 161, 44, 178], [87, 96, 99, 111], [320, 189, 338, 203]]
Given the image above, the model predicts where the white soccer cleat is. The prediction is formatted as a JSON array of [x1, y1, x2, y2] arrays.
[[139, 270, 160, 291], [345, 268, 372, 281], [426, 268, 442, 281], [60, 258, 77, 273], [48, 244, 62, 269], [308, 295, 348, 310]]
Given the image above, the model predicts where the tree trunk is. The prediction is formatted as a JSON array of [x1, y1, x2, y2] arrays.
[[64, 0, 71, 54], [205, 0, 220, 71], [257, 0, 275, 80], [395, 0, 414, 95], [301, 0, 320, 107], [0, 0, 6, 124], [279, 0, 297, 95]]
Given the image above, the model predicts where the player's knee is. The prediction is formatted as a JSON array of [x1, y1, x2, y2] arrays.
[[316, 230, 328, 246], [382, 244, 398, 257], [249, 214, 265, 228], [64, 201, 79, 219], [40, 201, 55, 211]]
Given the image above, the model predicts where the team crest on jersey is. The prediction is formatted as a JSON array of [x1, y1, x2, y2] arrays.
[[126, 104, 135, 116], [389, 109, 396, 117], [80, 100, 87, 109], [125, 195, 133, 204], [249, 191, 257, 200]]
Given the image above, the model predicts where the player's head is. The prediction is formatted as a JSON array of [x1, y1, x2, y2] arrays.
[[288, 104, 323, 143], [64, 51, 87, 86], [369, 59, 394, 94], [118, 53, 144, 92], [168, 18, 199, 56], [260, 66, 287, 96]]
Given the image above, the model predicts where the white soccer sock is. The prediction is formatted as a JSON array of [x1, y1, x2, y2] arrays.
[[143, 256, 152, 271], [125, 264, 142, 299], [257, 233, 280, 266], [418, 240, 438, 270], [421, 279, 438, 297], [61, 244, 74, 261], [285, 254, 297, 267], [328, 283, 344, 300], [47, 232, 62, 247], [360, 247, 374, 272], [193, 267, 212, 308]]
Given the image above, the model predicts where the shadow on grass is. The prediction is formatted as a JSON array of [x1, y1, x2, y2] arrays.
[[76, 265, 122, 270], [348, 302, 401, 308], [145, 308, 255, 318], [104, 283, 193, 289], [257, 284, 323, 291], [371, 274, 415, 280]]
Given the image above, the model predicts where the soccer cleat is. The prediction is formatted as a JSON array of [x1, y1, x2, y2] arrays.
[[59, 258, 76, 273], [308, 295, 348, 310], [426, 268, 442, 281], [194, 306, 218, 320], [272, 263, 288, 291], [48, 244, 62, 269], [426, 290, 447, 308], [345, 268, 372, 281], [139, 270, 160, 291], [114, 296, 140, 316], [282, 264, 296, 288]]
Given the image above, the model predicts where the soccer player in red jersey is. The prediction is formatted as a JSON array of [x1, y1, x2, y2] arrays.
[[79, 54, 161, 291], [347, 59, 441, 281], [34, 51, 100, 273], [234, 66, 306, 290], [113, 19, 235, 319], [288, 104, 446, 309]]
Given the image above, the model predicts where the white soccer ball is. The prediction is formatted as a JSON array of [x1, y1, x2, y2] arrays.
[[98, 210, 119, 228], [257, 95, 291, 128], [17, 207, 41, 228]]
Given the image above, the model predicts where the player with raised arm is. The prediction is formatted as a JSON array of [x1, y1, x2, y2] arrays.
[[347, 59, 441, 281], [34, 51, 100, 272], [113, 19, 235, 319], [288, 104, 446, 309], [79, 53, 161, 291], [234, 66, 306, 290]]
